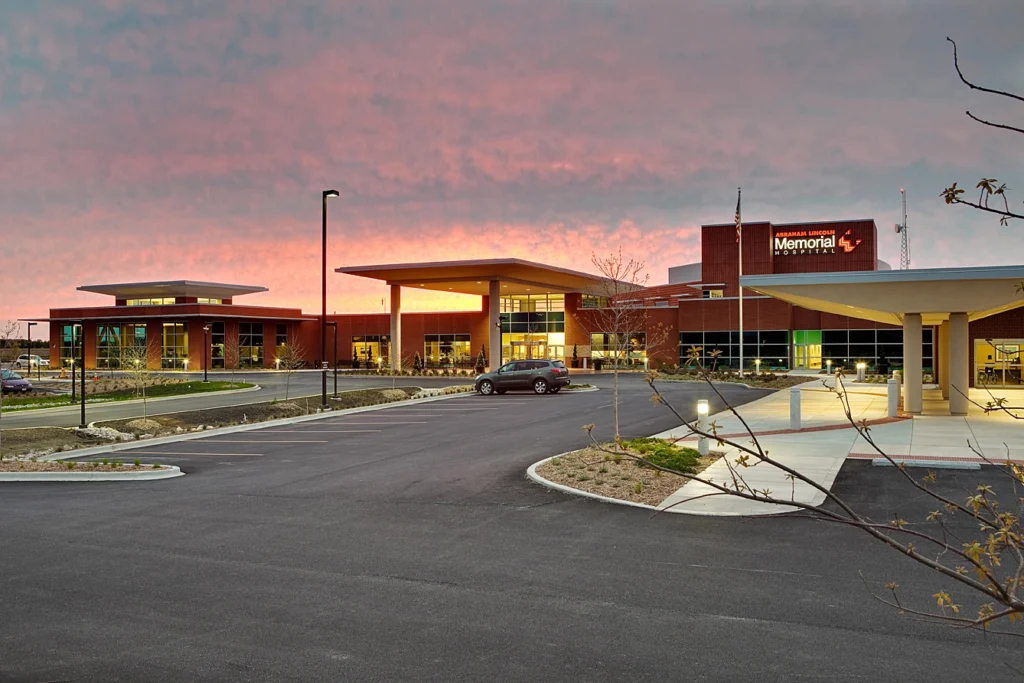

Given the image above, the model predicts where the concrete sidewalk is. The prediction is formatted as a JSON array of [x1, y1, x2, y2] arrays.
[[653, 380, 1024, 516]]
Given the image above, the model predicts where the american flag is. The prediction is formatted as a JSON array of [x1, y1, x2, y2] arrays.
[[735, 187, 742, 244]]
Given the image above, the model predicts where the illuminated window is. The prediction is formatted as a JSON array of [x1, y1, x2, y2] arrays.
[[60, 325, 80, 367], [352, 335, 389, 366], [160, 323, 188, 369], [239, 323, 264, 368], [210, 322, 225, 368], [97, 324, 147, 368], [197, 298, 223, 305], [424, 334, 471, 367], [702, 290, 724, 299], [126, 297, 176, 306]]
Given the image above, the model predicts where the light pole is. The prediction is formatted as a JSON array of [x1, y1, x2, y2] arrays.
[[26, 322, 37, 379], [322, 189, 339, 410], [326, 321, 338, 397], [76, 322, 85, 429], [202, 325, 210, 383]]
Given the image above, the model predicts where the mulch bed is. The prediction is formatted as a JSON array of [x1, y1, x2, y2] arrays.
[[536, 446, 721, 506], [0, 461, 165, 473]]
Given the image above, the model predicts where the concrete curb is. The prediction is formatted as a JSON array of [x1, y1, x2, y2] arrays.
[[43, 390, 474, 461], [562, 386, 599, 393], [526, 453, 660, 511], [5, 384, 262, 414], [0, 465, 184, 482]]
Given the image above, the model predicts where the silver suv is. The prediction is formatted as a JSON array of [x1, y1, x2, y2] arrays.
[[475, 360, 570, 395]]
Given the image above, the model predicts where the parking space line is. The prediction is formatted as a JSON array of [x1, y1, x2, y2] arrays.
[[257, 430, 383, 433], [201, 440, 330, 443], [316, 421, 427, 425], [116, 451, 263, 457]]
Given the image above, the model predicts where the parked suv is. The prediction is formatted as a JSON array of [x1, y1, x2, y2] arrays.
[[475, 359, 570, 395], [14, 354, 48, 369]]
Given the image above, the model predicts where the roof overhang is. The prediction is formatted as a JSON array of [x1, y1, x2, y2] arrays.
[[77, 281, 268, 299], [741, 265, 1024, 326], [336, 258, 641, 296]]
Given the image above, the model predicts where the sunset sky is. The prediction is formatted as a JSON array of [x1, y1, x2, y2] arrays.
[[1, 0, 1021, 331]]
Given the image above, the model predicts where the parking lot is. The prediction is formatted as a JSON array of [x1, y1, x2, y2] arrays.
[[2, 375, 1020, 682]]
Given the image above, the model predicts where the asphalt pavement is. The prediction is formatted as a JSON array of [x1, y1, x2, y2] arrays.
[[1, 375, 1019, 681]]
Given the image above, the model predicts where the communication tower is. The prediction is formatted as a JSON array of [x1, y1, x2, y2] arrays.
[[894, 188, 910, 270]]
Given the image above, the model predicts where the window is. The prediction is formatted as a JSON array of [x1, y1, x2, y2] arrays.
[[592, 332, 646, 366], [60, 325, 81, 367], [702, 290, 724, 299], [276, 324, 288, 348], [424, 333, 471, 367], [126, 297, 175, 306], [239, 323, 264, 368], [197, 298, 223, 304], [580, 295, 607, 309], [678, 331, 791, 371], [352, 335, 389, 366], [96, 323, 147, 368], [161, 323, 188, 369], [820, 328, 934, 372], [211, 322, 225, 368]]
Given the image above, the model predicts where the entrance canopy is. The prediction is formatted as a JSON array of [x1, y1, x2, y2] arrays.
[[741, 265, 1024, 326], [336, 258, 622, 296]]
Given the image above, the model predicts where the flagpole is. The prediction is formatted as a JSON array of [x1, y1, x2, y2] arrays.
[[737, 187, 744, 378]]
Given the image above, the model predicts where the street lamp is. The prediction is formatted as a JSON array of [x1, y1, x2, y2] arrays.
[[322, 189, 340, 410], [202, 325, 210, 383]]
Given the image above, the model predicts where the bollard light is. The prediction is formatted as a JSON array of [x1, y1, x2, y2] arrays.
[[696, 399, 709, 456], [856, 362, 867, 370], [754, 358, 762, 373], [855, 361, 867, 383], [826, 359, 832, 371], [275, 357, 281, 370]]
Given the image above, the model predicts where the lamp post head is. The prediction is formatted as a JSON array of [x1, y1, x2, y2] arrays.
[[323, 189, 340, 199], [203, 325, 210, 332]]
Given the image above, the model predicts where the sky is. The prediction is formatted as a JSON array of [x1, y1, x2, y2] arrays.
[[1, 0, 1022, 333]]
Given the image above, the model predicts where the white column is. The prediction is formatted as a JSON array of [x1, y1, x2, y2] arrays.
[[938, 320, 950, 400], [948, 312, 969, 416], [903, 313, 923, 414], [390, 284, 401, 372], [488, 280, 501, 371]]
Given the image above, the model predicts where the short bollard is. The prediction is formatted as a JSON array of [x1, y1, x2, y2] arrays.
[[696, 399, 710, 456], [887, 378, 899, 418], [856, 362, 867, 382], [790, 386, 801, 431]]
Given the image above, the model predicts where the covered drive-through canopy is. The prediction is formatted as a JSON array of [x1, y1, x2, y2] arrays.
[[741, 265, 1024, 415]]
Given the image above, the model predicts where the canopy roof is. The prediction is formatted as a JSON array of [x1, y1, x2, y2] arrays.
[[337, 258, 635, 296], [741, 265, 1024, 326], [77, 280, 268, 300]]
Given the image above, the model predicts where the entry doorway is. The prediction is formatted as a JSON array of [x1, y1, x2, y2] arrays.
[[792, 330, 822, 370]]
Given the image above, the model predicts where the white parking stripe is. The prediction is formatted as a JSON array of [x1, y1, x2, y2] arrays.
[[119, 451, 263, 457], [316, 421, 427, 425], [257, 430, 383, 433], [201, 440, 329, 443]]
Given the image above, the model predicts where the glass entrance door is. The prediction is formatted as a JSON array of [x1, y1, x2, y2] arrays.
[[792, 330, 822, 369]]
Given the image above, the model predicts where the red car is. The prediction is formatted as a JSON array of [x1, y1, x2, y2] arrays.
[[1, 369, 32, 393]]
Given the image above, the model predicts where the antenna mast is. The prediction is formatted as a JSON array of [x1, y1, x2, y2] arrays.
[[894, 188, 910, 270]]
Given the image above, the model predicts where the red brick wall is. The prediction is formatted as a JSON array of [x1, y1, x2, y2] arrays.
[[702, 222, 773, 297], [772, 219, 878, 274]]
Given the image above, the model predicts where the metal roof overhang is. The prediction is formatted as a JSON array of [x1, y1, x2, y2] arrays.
[[741, 265, 1024, 326], [77, 281, 268, 299], [336, 258, 639, 296]]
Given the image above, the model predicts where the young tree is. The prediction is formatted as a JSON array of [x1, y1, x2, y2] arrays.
[[940, 38, 1022, 226], [581, 250, 650, 447], [121, 336, 160, 420], [275, 341, 306, 400], [223, 329, 241, 379], [583, 351, 1024, 634]]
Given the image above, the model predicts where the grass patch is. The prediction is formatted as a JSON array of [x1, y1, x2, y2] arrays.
[[536, 438, 720, 506], [562, 383, 594, 391], [1, 380, 254, 411]]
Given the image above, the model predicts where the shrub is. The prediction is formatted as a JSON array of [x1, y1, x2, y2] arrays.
[[612, 454, 623, 465], [133, 458, 141, 467], [634, 481, 642, 494], [624, 437, 700, 474], [65, 461, 76, 469]]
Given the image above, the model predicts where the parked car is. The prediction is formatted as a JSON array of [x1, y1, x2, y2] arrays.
[[14, 354, 48, 369], [475, 359, 570, 395], [1, 369, 33, 393]]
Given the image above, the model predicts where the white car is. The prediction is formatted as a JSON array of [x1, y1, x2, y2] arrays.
[[14, 354, 49, 369]]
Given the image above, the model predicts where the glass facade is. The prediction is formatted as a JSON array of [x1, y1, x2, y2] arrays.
[[239, 323, 264, 368], [424, 334, 471, 367], [591, 332, 647, 367], [211, 322, 226, 368], [352, 335, 389, 366], [974, 339, 1023, 387], [500, 300, 565, 363], [96, 323, 147, 368], [160, 322, 188, 369], [276, 324, 287, 348], [60, 325, 81, 367], [821, 328, 933, 373], [679, 331, 791, 371]]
